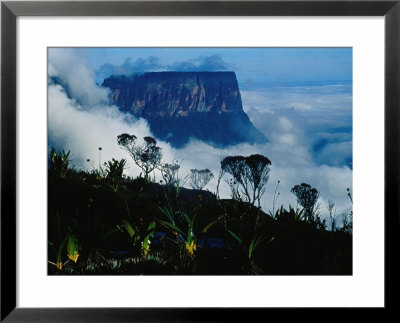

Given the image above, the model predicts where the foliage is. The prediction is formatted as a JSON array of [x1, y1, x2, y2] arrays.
[[224, 177, 242, 201], [226, 229, 274, 274], [160, 160, 181, 187], [245, 154, 272, 207], [159, 200, 221, 258], [340, 188, 353, 233], [48, 235, 68, 271], [341, 212, 353, 234], [67, 233, 80, 263], [48, 213, 80, 270], [117, 134, 162, 181], [66, 199, 120, 268], [48, 145, 352, 275], [220, 154, 271, 207], [291, 183, 320, 222], [272, 205, 304, 223], [103, 158, 127, 192], [189, 169, 214, 190], [122, 218, 157, 256], [220, 156, 249, 201], [48, 211, 69, 271], [49, 147, 71, 178]]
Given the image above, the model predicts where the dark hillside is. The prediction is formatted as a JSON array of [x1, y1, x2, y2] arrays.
[[48, 171, 352, 275]]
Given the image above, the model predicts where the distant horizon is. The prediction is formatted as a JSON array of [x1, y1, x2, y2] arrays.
[[66, 47, 352, 85]]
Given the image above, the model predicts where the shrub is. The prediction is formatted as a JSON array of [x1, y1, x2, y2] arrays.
[[189, 169, 214, 190]]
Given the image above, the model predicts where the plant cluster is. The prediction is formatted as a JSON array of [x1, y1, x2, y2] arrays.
[[48, 133, 353, 275]]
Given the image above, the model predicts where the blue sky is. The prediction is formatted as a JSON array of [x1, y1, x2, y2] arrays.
[[83, 47, 352, 86]]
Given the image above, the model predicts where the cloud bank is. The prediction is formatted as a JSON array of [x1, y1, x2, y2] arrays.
[[96, 54, 233, 83], [241, 84, 352, 168], [48, 49, 352, 222]]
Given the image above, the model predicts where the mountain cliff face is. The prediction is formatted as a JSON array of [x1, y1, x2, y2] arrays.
[[102, 71, 267, 147]]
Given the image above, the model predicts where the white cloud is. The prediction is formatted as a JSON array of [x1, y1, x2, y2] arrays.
[[278, 116, 294, 131], [241, 86, 352, 168], [48, 84, 152, 176], [49, 48, 109, 107]]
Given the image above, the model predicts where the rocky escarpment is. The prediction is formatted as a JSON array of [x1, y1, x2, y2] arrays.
[[102, 71, 267, 147]]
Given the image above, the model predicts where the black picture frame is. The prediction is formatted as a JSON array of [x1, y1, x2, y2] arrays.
[[1, 0, 399, 321]]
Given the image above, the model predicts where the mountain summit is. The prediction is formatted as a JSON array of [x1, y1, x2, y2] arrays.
[[102, 71, 267, 147]]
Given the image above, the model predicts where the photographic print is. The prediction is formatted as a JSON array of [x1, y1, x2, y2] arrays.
[[48, 48, 352, 275]]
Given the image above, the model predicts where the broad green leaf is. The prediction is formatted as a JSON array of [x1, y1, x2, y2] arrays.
[[183, 212, 192, 225], [249, 235, 266, 258], [159, 206, 175, 225], [142, 236, 151, 256], [147, 220, 156, 232], [56, 235, 69, 270], [122, 219, 136, 238], [67, 234, 79, 263], [159, 220, 184, 236], [142, 221, 156, 256]]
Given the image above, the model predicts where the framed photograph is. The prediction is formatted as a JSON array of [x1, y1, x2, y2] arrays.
[[1, 0, 399, 320]]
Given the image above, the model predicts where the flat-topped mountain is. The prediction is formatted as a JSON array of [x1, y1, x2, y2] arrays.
[[103, 71, 267, 147]]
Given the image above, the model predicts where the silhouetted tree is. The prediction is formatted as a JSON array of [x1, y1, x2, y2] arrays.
[[291, 183, 320, 223], [220, 154, 271, 207], [160, 160, 181, 187], [220, 156, 250, 202], [189, 169, 214, 190], [117, 134, 162, 181], [117, 133, 137, 152], [245, 154, 272, 208]]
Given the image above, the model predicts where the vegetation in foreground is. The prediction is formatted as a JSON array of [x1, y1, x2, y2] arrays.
[[48, 134, 352, 275]]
